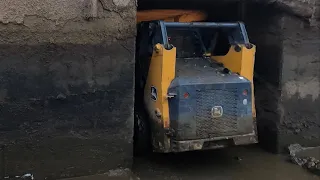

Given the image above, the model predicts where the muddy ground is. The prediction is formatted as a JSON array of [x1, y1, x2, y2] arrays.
[[64, 145, 319, 180]]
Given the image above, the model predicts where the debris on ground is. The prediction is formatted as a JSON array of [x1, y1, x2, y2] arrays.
[[234, 156, 243, 161], [288, 144, 320, 175], [107, 168, 132, 177], [60, 168, 139, 180], [3, 173, 34, 180]]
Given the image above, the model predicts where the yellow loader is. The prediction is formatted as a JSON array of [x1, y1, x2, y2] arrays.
[[134, 10, 257, 155]]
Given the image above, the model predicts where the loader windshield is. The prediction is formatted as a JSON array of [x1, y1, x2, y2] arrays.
[[167, 28, 205, 58], [164, 22, 250, 58]]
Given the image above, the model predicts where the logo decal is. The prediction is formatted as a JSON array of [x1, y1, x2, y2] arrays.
[[151, 86, 157, 101], [211, 106, 223, 118]]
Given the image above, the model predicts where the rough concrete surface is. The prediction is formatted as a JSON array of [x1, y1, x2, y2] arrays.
[[139, 0, 318, 22], [244, 2, 320, 152], [0, 0, 136, 179], [279, 14, 320, 150], [289, 144, 320, 175], [0, 0, 136, 44], [268, 0, 315, 19]]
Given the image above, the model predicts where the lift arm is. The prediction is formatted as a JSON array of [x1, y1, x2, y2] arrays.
[[137, 10, 207, 23]]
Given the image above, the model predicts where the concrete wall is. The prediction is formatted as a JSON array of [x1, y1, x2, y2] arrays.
[[245, 4, 283, 152], [0, 0, 136, 179], [279, 15, 320, 150], [246, 3, 320, 152]]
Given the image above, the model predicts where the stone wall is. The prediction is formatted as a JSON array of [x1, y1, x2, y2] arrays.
[[246, 3, 320, 153], [279, 15, 320, 150], [0, 0, 136, 179], [245, 4, 282, 152]]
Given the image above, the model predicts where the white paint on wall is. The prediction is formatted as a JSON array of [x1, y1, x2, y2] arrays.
[[283, 78, 320, 101]]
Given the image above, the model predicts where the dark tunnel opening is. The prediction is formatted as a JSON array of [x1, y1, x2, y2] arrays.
[[136, 0, 286, 153]]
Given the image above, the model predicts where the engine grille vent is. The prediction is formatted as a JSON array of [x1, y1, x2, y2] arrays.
[[195, 88, 239, 138]]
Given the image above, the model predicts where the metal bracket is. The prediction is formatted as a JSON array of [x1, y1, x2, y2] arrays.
[[166, 92, 177, 99], [165, 128, 175, 137]]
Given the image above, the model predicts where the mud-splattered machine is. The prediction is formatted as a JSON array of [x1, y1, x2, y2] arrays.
[[134, 10, 258, 155]]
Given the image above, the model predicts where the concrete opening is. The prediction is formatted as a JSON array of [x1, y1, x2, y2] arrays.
[[136, 0, 286, 153]]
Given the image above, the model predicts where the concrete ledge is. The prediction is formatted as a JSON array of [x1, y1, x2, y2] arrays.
[[61, 168, 137, 180], [289, 144, 320, 175]]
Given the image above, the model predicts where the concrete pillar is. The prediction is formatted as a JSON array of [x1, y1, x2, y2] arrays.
[[246, 3, 320, 153], [0, 0, 136, 179], [279, 15, 320, 150], [245, 4, 283, 152]]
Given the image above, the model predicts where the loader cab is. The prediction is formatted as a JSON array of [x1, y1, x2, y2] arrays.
[[136, 21, 252, 63], [136, 21, 254, 90]]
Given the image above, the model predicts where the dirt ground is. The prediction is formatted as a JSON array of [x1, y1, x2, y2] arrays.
[[64, 145, 319, 180]]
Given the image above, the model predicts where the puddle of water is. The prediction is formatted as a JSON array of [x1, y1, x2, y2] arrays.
[[132, 145, 319, 180], [10, 145, 318, 180]]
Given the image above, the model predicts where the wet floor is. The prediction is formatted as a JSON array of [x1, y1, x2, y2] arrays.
[[132, 145, 319, 180], [64, 145, 319, 180]]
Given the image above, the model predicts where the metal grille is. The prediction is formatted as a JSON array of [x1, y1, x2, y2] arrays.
[[195, 88, 239, 138]]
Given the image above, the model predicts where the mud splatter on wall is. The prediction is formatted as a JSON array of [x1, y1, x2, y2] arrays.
[[246, 3, 320, 152], [0, 0, 136, 179]]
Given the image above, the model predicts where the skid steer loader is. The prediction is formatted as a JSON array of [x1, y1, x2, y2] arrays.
[[134, 10, 257, 155]]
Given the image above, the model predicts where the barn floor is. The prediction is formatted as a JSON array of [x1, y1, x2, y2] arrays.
[[63, 145, 319, 180]]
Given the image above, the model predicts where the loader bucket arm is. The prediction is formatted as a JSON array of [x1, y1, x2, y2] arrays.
[[137, 10, 207, 23]]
